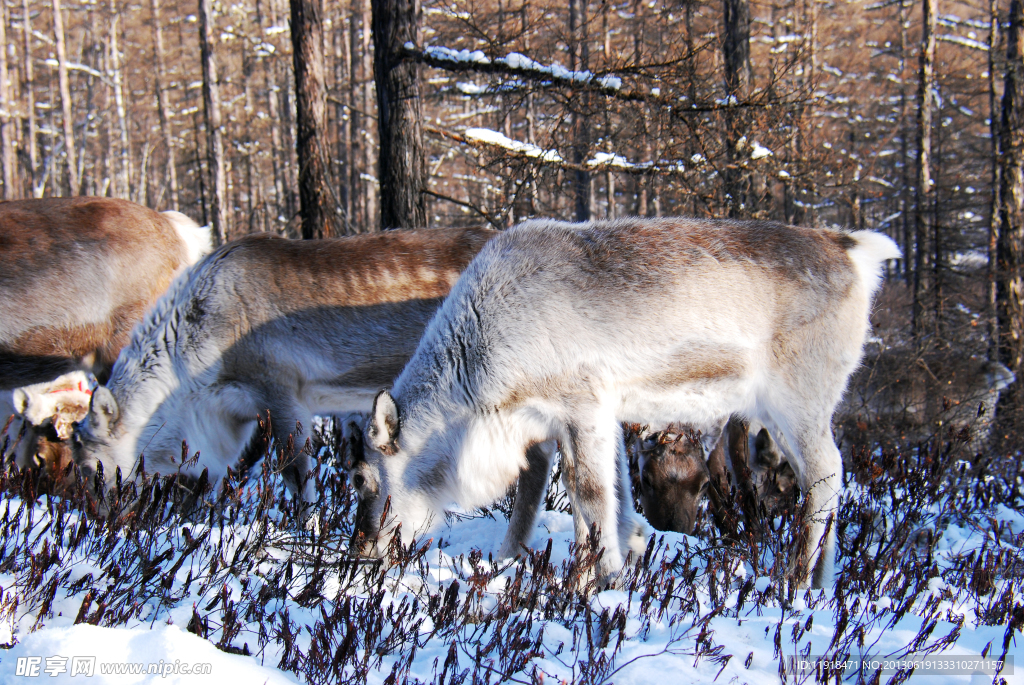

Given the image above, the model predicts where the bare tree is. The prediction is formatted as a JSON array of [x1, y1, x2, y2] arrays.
[[570, 0, 590, 222], [372, 0, 427, 230], [290, 0, 336, 238], [52, 0, 78, 194], [912, 0, 937, 335], [998, 0, 1024, 383], [0, 0, 15, 199], [198, 0, 228, 244], [21, 0, 39, 196], [989, 0, 1002, 359], [108, 0, 131, 199], [722, 0, 751, 216], [150, 0, 179, 210]]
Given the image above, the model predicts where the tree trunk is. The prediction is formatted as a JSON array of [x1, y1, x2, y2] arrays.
[[52, 0, 79, 195], [22, 0, 39, 196], [570, 0, 591, 222], [989, 0, 1003, 360], [0, 0, 15, 199], [997, 0, 1024, 381], [898, 0, 911, 280], [347, 0, 364, 230], [198, 0, 228, 244], [912, 0, 937, 336], [336, 16, 352, 230], [372, 0, 427, 230], [150, 0, 180, 210], [361, 0, 377, 228], [109, 2, 131, 199], [722, 0, 751, 217], [290, 0, 336, 238]]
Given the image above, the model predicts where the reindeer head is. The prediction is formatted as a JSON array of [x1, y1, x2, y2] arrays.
[[635, 429, 710, 535], [351, 389, 456, 557]]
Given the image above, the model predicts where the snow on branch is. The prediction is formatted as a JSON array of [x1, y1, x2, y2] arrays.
[[402, 43, 792, 114], [463, 128, 564, 163], [428, 125, 668, 173], [407, 44, 623, 93], [937, 34, 990, 51], [428, 125, 771, 176]]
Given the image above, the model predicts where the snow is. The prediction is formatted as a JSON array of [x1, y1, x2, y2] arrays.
[[463, 127, 563, 162], [414, 46, 624, 91], [0, 485, 1020, 684], [587, 152, 635, 169], [750, 142, 773, 160], [938, 34, 990, 51], [0, 427, 1020, 685], [0, 624, 297, 684], [454, 82, 488, 95], [423, 45, 490, 65]]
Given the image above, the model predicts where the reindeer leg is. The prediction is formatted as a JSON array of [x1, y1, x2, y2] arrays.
[[497, 439, 556, 559], [265, 397, 315, 507], [559, 407, 627, 585], [784, 421, 842, 588]]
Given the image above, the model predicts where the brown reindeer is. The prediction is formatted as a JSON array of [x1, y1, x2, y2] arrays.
[[6, 371, 94, 487], [632, 418, 797, 536], [1, 197, 211, 467], [630, 348, 1012, 540]]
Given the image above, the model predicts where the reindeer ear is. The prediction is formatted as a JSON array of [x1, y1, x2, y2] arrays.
[[369, 390, 400, 455], [754, 427, 784, 468], [90, 386, 120, 431], [12, 387, 29, 415]]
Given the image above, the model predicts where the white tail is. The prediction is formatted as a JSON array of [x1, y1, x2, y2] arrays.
[[162, 211, 213, 266], [846, 230, 901, 298]]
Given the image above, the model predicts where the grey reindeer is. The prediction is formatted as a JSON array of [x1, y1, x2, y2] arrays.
[[353, 217, 899, 587], [73, 228, 495, 503]]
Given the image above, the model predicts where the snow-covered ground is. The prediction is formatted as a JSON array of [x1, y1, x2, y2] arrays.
[[0, 462, 1020, 684]]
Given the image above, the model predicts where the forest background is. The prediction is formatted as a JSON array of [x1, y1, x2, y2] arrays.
[[0, 0, 1022, 436]]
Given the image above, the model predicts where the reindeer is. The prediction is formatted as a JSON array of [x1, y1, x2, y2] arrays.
[[631, 418, 798, 536], [1, 197, 211, 440], [354, 217, 899, 587], [72, 228, 495, 503], [632, 349, 1013, 539], [5, 371, 95, 487]]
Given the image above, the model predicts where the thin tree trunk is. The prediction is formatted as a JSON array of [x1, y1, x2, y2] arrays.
[[912, 0, 937, 336], [570, 0, 591, 222], [997, 0, 1024, 380], [22, 0, 39, 195], [361, 0, 377, 228], [0, 0, 16, 199], [198, 0, 228, 244], [150, 0, 180, 210], [108, 3, 131, 198], [932, 97, 943, 330], [52, 0, 78, 194], [899, 0, 911, 281], [348, 0, 364, 230], [372, 0, 427, 230], [191, 103, 209, 226], [336, 16, 352, 230], [290, 0, 336, 238], [989, 0, 1002, 359], [722, 0, 751, 217]]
